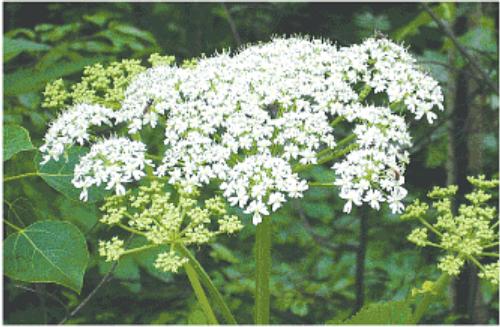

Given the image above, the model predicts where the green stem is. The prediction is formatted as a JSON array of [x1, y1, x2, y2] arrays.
[[359, 85, 372, 101], [479, 252, 500, 258], [317, 143, 358, 165], [184, 261, 219, 324], [467, 255, 487, 273], [484, 241, 499, 248], [330, 115, 344, 127], [418, 217, 443, 237], [294, 143, 358, 173], [412, 273, 450, 324], [316, 133, 357, 159], [255, 217, 272, 324], [121, 244, 158, 256], [178, 244, 237, 324], [117, 223, 148, 237]]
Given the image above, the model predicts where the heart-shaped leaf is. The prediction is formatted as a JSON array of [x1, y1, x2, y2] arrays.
[[4, 220, 89, 293], [35, 146, 110, 203], [3, 125, 34, 161]]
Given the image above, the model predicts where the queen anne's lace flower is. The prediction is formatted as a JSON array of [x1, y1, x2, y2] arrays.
[[41, 36, 444, 224], [72, 137, 152, 201], [40, 103, 114, 164]]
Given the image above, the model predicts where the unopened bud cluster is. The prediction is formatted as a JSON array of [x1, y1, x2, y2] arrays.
[[402, 175, 499, 285], [98, 180, 243, 273]]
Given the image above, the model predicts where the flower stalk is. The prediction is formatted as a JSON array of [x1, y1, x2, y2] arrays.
[[255, 217, 272, 324], [184, 260, 219, 324], [412, 273, 450, 323], [178, 244, 238, 324]]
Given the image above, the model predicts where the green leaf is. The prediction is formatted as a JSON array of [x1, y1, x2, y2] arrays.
[[392, 4, 451, 41], [210, 243, 239, 263], [4, 37, 50, 62], [109, 22, 156, 44], [99, 256, 141, 293], [333, 300, 413, 324], [3, 124, 34, 161], [4, 56, 106, 96], [83, 12, 117, 27], [3, 220, 89, 293], [35, 146, 110, 203], [56, 197, 98, 233]]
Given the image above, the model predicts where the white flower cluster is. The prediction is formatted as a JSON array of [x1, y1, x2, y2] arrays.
[[221, 154, 308, 224], [340, 38, 444, 123], [40, 103, 114, 164], [41, 36, 443, 224], [72, 137, 152, 201], [334, 105, 411, 214]]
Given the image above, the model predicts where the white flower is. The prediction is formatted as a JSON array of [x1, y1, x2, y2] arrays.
[[40, 36, 443, 223], [72, 137, 152, 200], [341, 189, 363, 213], [40, 103, 114, 163], [364, 189, 384, 210], [268, 192, 286, 212]]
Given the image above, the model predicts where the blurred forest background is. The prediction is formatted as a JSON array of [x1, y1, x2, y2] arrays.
[[3, 2, 499, 324]]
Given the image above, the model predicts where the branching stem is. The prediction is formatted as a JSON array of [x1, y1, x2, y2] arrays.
[[177, 244, 237, 324], [184, 261, 219, 324]]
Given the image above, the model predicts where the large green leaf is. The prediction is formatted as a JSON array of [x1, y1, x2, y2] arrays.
[[3, 220, 89, 293], [4, 56, 106, 96], [332, 300, 413, 324], [35, 146, 110, 203], [3, 124, 34, 161], [4, 37, 50, 62]]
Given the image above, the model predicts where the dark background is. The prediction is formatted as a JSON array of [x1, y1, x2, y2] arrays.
[[3, 2, 499, 324]]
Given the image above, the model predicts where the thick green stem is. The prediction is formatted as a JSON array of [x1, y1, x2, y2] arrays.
[[184, 261, 219, 324], [178, 244, 237, 324], [255, 218, 272, 324], [412, 273, 450, 324]]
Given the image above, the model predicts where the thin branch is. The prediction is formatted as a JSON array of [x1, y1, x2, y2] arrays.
[[58, 262, 119, 324], [58, 234, 134, 325], [421, 2, 498, 94], [221, 3, 242, 47], [410, 112, 452, 155]]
